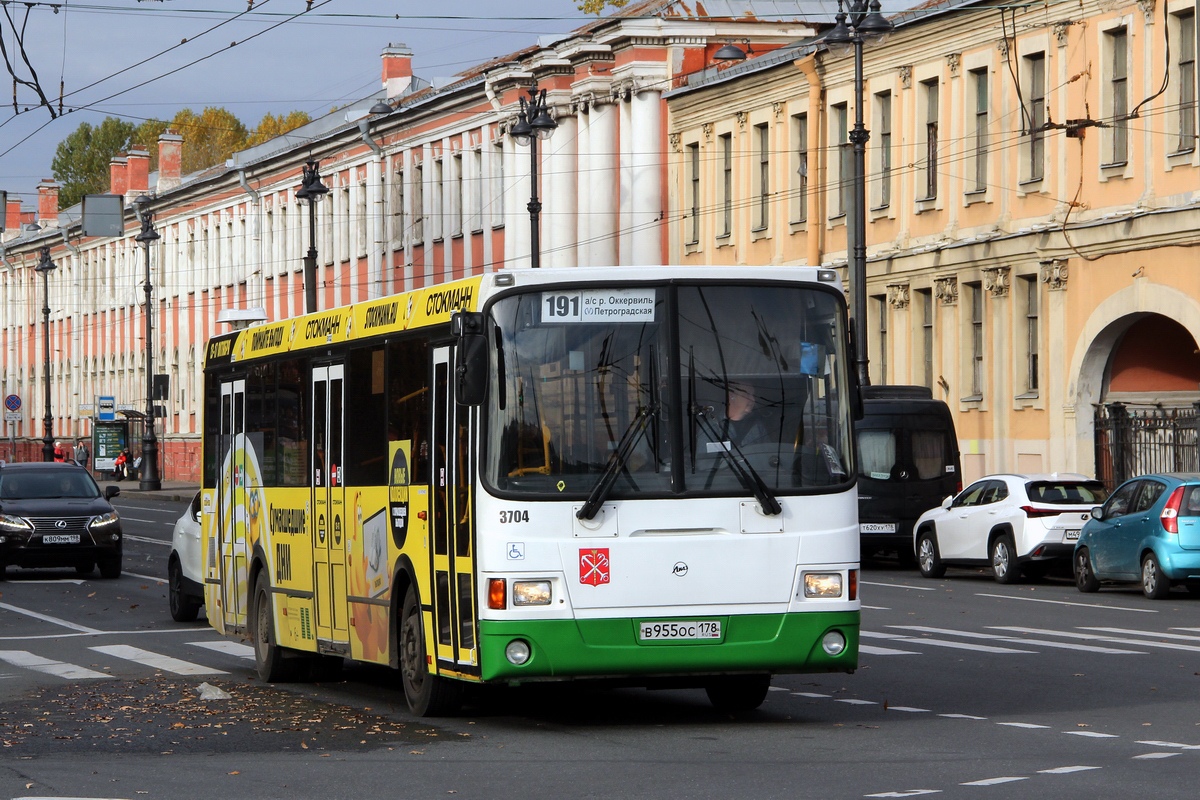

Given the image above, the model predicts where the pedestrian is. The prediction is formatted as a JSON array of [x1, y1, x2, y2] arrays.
[[74, 438, 90, 471], [113, 449, 128, 481], [53, 441, 66, 462]]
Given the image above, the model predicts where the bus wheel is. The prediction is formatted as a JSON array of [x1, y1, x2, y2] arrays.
[[252, 575, 299, 682], [705, 674, 771, 714], [399, 586, 462, 716]]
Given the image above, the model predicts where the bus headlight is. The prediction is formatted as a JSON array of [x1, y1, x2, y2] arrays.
[[821, 630, 847, 656], [505, 639, 532, 665], [803, 572, 843, 598], [513, 580, 552, 606]]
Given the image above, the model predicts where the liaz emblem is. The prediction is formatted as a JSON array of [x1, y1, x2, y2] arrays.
[[579, 548, 610, 586]]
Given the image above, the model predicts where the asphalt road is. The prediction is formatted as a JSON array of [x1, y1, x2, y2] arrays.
[[2, 498, 1198, 799]]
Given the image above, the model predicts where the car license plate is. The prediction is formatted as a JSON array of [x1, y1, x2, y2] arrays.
[[1062, 529, 1080, 541], [860, 523, 897, 534], [42, 534, 80, 544], [639, 621, 721, 641]]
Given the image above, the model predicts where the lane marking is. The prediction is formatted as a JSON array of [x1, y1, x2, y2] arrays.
[[123, 534, 170, 546], [940, 714, 987, 720], [992, 626, 1200, 653], [865, 791, 942, 797], [1082, 626, 1200, 642], [1038, 766, 1100, 774], [0, 602, 102, 634], [0, 650, 111, 680], [961, 777, 1027, 786], [89, 644, 227, 676], [793, 692, 832, 698], [0, 579, 86, 585], [997, 722, 1050, 729], [125, 570, 167, 584], [860, 644, 922, 655], [1133, 752, 1180, 759], [891, 625, 1144, 655], [862, 605, 891, 610], [1063, 731, 1118, 738], [1135, 740, 1200, 749], [189, 640, 254, 660], [0, 628, 210, 642], [887, 706, 930, 713], [862, 580, 935, 592], [976, 593, 1156, 613], [836, 698, 878, 705]]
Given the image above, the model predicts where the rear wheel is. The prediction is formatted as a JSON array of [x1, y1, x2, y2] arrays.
[[399, 586, 462, 716], [1141, 553, 1171, 599], [252, 574, 300, 682], [98, 555, 122, 579], [990, 534, 1020, 584], [705, 674, 771, 714], [1074, 548, 1100, 593], [916, 530, 945, 578], [168, 559, 201, 622]]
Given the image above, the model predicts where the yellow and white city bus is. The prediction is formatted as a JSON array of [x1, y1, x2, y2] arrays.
[[201, 265, 861, 715]]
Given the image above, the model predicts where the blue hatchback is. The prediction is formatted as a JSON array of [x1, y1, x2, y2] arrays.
[[1074, 473, 1200, 599]]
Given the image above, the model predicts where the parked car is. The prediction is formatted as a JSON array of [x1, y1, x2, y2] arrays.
[[168, 490, 205, 621], [914, 473, 1108, 583], [856, 385, 961, 564], [0, 462, 122, 579], [1073, 473, 1200, 599]]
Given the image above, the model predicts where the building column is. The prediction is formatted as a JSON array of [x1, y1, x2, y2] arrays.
[[629, 85, 662, 265], [544, 113, 577, 268], [588, 100, 618, 266]]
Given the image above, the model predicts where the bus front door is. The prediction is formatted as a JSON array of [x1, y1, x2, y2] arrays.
[[217, 378, 249, 634], [430, 347, 478, 675], [311, 363, 349, 648]]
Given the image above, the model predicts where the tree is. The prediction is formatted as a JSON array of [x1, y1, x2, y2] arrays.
[[169, 107, 249, 174], [132, 119, 171, 172], [51, 117, 136, 208], [577, 0, 629, 13], [245, 111, 312, 148]]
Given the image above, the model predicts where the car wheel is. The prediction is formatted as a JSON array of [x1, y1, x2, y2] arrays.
[[1141, 553, 1171, 600], [399, 585, 462, 716], [75, 562, 95, 576], [705, 674, 771, 714], [1073, 548, 1101, 592], [990, 533, 1021, 584], [252, 574, 300, 682], [916, 530, 945, 578], [168, 559, 201, 622], [98, 556, 122, 579]]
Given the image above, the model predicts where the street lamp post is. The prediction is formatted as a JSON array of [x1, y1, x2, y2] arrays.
[[825, 0, 893, 387], [509, 87, 557, 268], [296, 159, 329, 313], [133, 195, 162, 490], [34, 246, 56, 462]]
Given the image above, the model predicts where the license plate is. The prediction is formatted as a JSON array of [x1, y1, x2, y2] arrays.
[[639, 621, 721, 641], [1062, 529, 1080, 541], [42, 534, 80, 544], [860, 523, 897, 534]]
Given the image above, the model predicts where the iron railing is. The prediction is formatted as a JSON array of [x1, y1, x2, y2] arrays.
[[1094, 402, 1200, 490]]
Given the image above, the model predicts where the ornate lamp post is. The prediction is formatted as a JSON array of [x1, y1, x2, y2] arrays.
[[825, 0, 893, 387], [34, 246, 56, 462], [133, 194, 162, 490], [509, 87, 557, 268], [295, 159, 329, 312]]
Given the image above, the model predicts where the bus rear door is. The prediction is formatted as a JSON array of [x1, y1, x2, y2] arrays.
[[217, 378, 249, 632], [312, 363, 349, 647]]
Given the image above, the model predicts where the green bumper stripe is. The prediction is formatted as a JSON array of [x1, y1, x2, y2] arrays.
[[479, 611, 859, 682]]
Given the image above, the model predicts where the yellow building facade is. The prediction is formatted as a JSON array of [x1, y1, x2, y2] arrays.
[[667, 0, 1200, 485]]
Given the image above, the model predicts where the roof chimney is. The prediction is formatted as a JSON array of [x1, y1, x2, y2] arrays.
[[127, 147, 150, 196], [5, 197, 20, 232], [157, 130, 183, 193], [36, 180, 59, 227], [382, 43, 413, 100], [109, 154, 129, 198]]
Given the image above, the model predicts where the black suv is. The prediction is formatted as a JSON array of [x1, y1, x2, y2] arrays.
[[0, 462, 123, 579]]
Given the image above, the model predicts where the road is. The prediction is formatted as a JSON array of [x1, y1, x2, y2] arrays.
[[2, 497, 1198, 799]]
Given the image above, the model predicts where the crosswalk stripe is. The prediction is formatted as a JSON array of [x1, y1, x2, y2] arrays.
[[961, 777, 1027, 786], [1038, 766, 1100, 774], [997, 722, 1049, 729], [992, 626, 1200, 653], [0, 650, 110, 680], [89, 644, 227, 676], [1064, 731, 1118, 738], [1133, 752, 1179, 759], [189, 640, 255, 659], [862, 630, 1034, 654], [860, 644, 922, 655], [1081, 626, 1200, 642], [891, 625, 1144, 654]]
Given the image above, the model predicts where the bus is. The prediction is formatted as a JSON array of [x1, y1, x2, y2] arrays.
[[201, 265, 861, 716]]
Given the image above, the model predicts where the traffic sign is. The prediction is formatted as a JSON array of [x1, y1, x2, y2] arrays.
[[4, 394, 19, 412]]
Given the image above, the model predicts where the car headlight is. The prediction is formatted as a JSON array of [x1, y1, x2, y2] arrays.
[[512, 580, 552, 606], [0, 513, 33, 534], [88, 511, 121, 532], [803, 572, 844, 598]]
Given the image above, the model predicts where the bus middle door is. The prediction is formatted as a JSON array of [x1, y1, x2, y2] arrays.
[[311, 363, 349, 648], [217, 378, 249, 633]]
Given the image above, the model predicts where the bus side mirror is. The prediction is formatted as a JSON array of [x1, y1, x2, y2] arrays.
[[453, 312, 488, 406]]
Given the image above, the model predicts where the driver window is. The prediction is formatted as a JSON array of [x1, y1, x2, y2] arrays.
[[1105, 481, 1140, 519], [952, 482, 987, 508]]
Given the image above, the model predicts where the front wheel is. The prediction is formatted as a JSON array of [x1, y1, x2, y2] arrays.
[[252, 575, 300, 682], [990, 534, 1020, 584], [399, 586, 462, 716], [1142, 553, 1171, 599], [916, 530, 945, 578], [1074, 548, 1100, 593], [705, 674, 771, 714], [169, 559, 201, 622], [98, 555, 122, 580]]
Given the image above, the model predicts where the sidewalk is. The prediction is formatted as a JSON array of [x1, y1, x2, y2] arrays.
[[96, 477, 199, 502]]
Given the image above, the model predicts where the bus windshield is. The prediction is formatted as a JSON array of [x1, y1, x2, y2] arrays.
[[484, 282, 853, 501]]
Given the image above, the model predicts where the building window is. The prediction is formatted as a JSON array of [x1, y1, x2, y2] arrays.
[[969, 282, 984, 398], [719, 133, 732, 238], [971, 68, 988, 192], [1175, 11, 1197, 153], [491, 140, 505, 226], [412, 163, 424, 241], [1025, 53, 1046, 181], [687, 142, 700, 245], [919, 288, 934, 390], [875, 91, 892, 208], [392, 167, 405, 247], [452, 151, 464, 237], [1023, 275, 1039, 394], [755, 123, 770, 231], [875, 294, 888, 385], [921, 79, 939, 200], [792, 113, 808, 223], [833, 103, 849, 217], [432, 157, 444, 241], [1107, 27, 1129, 165]]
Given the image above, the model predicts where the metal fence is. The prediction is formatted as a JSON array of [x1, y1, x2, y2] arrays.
[[1094, 403, 1200, 490]]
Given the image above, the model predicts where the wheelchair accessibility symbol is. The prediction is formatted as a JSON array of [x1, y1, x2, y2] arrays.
[[507, 542, 525, 560]]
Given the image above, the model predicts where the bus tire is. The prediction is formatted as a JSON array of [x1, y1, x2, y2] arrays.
[[399, 586, 462, 716], [705, 674, 771, 714], [252, 574, 300, 682]]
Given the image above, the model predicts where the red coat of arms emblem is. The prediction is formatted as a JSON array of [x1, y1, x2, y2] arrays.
[[579, 548, 610, 586]]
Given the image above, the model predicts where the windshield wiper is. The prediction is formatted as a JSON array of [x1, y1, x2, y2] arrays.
[[693, 411, 782, 516], [576, 403, 657, 521]]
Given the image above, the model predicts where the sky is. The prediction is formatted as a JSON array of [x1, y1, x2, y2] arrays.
[[0, 0, 923, 208]]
